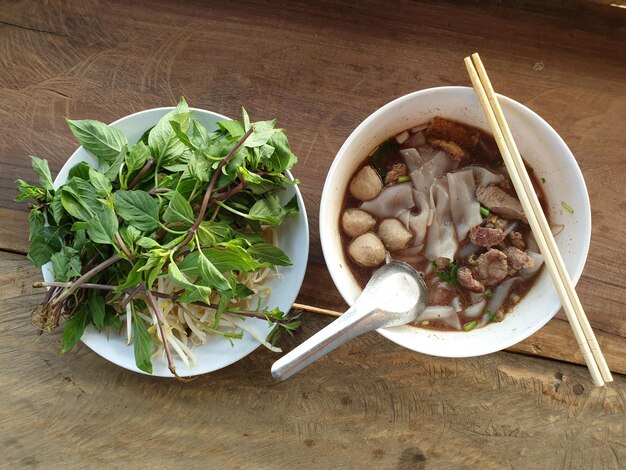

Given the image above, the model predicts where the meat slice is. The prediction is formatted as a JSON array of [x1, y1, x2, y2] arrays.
[[504, 246, 535, 275], [476, 185, 528, 223], [457, 266, 485, 293], [428, 138, 469, 161], [426, 117, 481, 149], [384, 163, 408, 185], [469, 225, 506, 248], [509, 231, 525, 249], [469, 248, 509, 286]]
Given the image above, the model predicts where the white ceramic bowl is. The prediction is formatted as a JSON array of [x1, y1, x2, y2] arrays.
[[320, 86, 591, 357], [44, 107, 309, 376]]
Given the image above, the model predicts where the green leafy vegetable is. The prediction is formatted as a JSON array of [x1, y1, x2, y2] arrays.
[[131, 310, 153, 374], [18, 99, 300, 377], [67, 119, 128, 165], [432, 260, 458, 287]]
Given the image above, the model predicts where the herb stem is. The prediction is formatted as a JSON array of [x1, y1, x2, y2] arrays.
[[172, 127, 254, 253], [128, 158, 154, 190], [213, 180, 247, 202], [115, 231, 134, 260], [52, 254, 123, 304], [145, 288, 178, 378]]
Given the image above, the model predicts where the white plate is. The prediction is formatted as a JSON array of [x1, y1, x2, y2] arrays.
[[44, 107, 309, 376]]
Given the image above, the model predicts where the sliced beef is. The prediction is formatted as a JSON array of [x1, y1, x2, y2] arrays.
[[469, 225, 506, 248], [476, 185, 528, 223], [457, 266, 485, 293], [426, 117, 481, 149], [469, 248, 509, 286], [428, 138, 469, 161], [504, 246, 534, 275], [384, 163, 408, 185], [509, 231, 525, 250], [484, 214, 508, 231]]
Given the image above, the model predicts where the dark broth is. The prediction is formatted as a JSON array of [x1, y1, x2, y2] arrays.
[[340, 118, 547, 331]]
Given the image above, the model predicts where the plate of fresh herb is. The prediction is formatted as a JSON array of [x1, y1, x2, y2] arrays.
[[17, 98, 309, 377]]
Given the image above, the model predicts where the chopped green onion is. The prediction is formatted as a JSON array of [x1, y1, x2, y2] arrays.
[[486, 309, 498, 323], [463, 321, 478, 331], [527, 166, 535, 174], [434, 260, 458, 287], [397, 175, 411, 183], [561, 201, 574, 213], [541, 177, 546, 184], [484, 289, 494, 298], [480, 205, 490, 218]]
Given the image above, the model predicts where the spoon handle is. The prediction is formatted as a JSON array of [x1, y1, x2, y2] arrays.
[[271, 304, 374, 381]]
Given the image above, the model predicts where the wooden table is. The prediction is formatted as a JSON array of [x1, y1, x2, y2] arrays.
[[1, 1, 625, 468]]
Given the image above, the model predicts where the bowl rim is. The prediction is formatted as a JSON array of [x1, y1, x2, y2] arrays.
[[46, 105, 310, 376], [320, 85, 591, 357]]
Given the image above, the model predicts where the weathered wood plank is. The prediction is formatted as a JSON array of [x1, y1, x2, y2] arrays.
[[1, 252, 624, 469]]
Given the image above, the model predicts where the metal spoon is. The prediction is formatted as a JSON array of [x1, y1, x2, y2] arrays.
[[271, 260, 427, 381]]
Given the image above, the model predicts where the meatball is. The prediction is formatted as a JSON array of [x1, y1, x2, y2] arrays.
[[378, 218, 413, 251], [348, 233, 386, 268], [349, 166, 383, 201], [341, 208, 376, 237]]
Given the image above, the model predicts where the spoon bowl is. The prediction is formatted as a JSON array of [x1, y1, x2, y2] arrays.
[[271, 261, 426, 381]]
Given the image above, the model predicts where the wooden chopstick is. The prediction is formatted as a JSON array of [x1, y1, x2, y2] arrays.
[[464, 53, 612, 386], [292, 302, 342, 318]]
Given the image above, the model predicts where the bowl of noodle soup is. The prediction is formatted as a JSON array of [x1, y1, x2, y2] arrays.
[[320, 86, 591, 357]]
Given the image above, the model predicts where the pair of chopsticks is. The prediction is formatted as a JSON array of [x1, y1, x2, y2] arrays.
[[464, 53, 612, 386]]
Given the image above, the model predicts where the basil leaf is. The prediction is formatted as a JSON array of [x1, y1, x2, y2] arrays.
[[28, 208, 45, 242], [68, 161, 91, 181], [30, 156, 54, 190], [113, 190, 160, 232], [188, 151, 212, 182], [170, 119, 196, 151], [15, 179, 45, 202], [197, 249, 230, 291], [238, 167, 277, 194], [163, 190, 194, 225], [245, 120, 279, 148], [89, 167, 112, 197], [28, 226, 64, 267], [89, 293, 106, 330], [49, 191, 65, 224], [179, 246, 260, 276], [126, 141, 150, 173], [242, 107, 251, 132], [67, 119, 128, 164], [116, 258, 146, 291], [132, 311, 153, 374], [61, 304, 89, 353], [217, 120, 244, 138], [60, 177, 101, 221], [268, 132, 297, 171], [149, 104, 191, 166], [248, 242, 292, 266], [190, 119, 210, 150], [51, 246, 82, 282], [136, 237, 161, 250], [86, 205, 118, 245], [247, 194, 294, 226], [168, 262, 212, 302]]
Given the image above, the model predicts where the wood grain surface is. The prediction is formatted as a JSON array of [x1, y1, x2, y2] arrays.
[[2, 252, 625, 469], [0, 0, 625, 468]]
